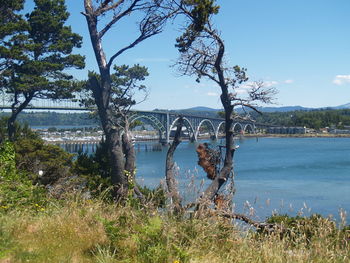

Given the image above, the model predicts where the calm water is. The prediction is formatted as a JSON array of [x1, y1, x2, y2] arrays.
[[135, 137, 350, 221]]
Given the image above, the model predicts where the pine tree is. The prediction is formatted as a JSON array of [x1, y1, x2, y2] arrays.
[[0, 0, 85, 140]]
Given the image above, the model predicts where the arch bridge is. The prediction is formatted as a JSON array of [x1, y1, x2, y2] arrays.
[[0, 100, 256, 143], [129, 110, 255, 144]]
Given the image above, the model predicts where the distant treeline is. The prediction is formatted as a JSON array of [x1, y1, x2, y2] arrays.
[[250, 109, 350, 129], [2, 108, 350, 130], [0, 112, 99, 127]]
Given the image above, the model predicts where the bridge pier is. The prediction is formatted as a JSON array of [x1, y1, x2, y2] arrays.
[[165, 112, 170, 144], [190, 135, 196, 142]]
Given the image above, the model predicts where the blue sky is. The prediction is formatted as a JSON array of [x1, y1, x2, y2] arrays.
[[28, 0, 350, 110]]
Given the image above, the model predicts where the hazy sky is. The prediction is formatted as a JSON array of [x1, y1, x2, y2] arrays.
[[27, 0, 350, 110]]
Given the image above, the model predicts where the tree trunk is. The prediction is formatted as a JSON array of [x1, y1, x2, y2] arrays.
[[201, 105, 235, 202], [7, 113, 18, 141], [165, 117, 183, 212], [105, 127, 128, 197], [122, 131, 135, 175], [89, 73, 129, 198], [8, 92, 33, 141], [200, 38, 235, 202]]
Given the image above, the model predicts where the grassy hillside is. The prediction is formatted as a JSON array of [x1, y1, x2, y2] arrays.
[[1, 141, 349, 262]]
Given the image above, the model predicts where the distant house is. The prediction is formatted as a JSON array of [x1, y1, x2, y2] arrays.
[[329, 125, 350, 134], [329, 129, 350, 134], [267, 127, 306, 134]]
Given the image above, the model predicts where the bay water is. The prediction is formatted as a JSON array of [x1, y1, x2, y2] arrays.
[[135, 137, 350, 221]]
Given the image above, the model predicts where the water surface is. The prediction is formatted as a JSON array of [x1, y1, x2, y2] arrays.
[[135, 137, 350, 221]]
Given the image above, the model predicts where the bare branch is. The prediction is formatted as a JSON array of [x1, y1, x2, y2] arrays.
[[98, 0, 141, 39], [95, 0, 124, 16], [108, 13, 166, 67]]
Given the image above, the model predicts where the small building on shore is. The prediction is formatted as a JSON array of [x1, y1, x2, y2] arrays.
[[329, 128, 350, 134], [267, 126, 306, 134]]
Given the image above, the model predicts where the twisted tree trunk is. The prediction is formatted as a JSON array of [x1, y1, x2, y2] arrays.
[[199, 32, 235, 203], [165, 116, 183, 212]]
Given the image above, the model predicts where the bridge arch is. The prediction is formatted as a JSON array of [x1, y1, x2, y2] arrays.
[[169, 117, 195, 141], [243, 123, 254, 134], [232, 122, 243, 133], [195, 119, 216, 140], [215, 121, 226, 138], [129, 114, 166, 140]]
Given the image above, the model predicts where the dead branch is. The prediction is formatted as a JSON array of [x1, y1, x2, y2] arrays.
[[196, 143, 220, 180], [219, 211, 283, 233]]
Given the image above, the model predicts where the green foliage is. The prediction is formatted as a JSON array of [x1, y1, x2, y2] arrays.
[[0, 0, 25, 39], [0, 0, 85, 139], [176, 0, 219, 52], [133, 216, 168, 262], [94, 210, 188, 263], [73, 152, 112, 199], [0, 141, 47, 211], [138, 185, 166, 208], [1, 0, 85, 94], [0, 111, 100, 127], [0, 141, 16, 178], [263, 214, 350, 247], [130, 119, 144, 130], [0, 116, 39, 142], [14, 136, 74, 185], [74, 142, 166, 207], [1, 116, 74, 188], [74, 140, 111, 178], [83, 64, 149, 112], [251, 109, 350, 130]]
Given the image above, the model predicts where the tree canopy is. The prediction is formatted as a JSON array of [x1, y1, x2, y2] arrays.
[[0, 0, 85, 139]]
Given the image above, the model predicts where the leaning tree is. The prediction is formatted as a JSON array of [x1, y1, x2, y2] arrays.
[[81, 0, 219, 198], [167, 0, 276, 210], [82, 0, 170, 197], [0, 0, 85, 141]]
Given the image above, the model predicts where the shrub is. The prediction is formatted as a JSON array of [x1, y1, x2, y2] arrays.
[[14, 137, 74, 185], [0, 141, 47, 211], [263, 214, 350, 248]]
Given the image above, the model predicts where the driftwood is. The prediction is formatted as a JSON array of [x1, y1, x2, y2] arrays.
[[182, 201, 280, 232], [219, 212, 281, 232]]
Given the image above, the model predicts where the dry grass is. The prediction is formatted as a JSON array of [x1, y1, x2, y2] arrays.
[[0, 197, 349, 263]]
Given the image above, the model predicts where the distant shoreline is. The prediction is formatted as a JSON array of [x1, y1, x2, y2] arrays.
[[244, 133, 350, 138]]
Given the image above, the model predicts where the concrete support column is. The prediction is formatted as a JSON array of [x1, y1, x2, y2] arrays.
[[165, 112, 170, 144]]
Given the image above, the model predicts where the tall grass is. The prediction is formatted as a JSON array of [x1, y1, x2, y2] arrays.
[[0, 141, 349, 262], [0, 197, 349, 263]]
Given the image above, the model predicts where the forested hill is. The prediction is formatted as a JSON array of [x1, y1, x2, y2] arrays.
[[250, 109, 350, 129], [0, 112, 99, 127]]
